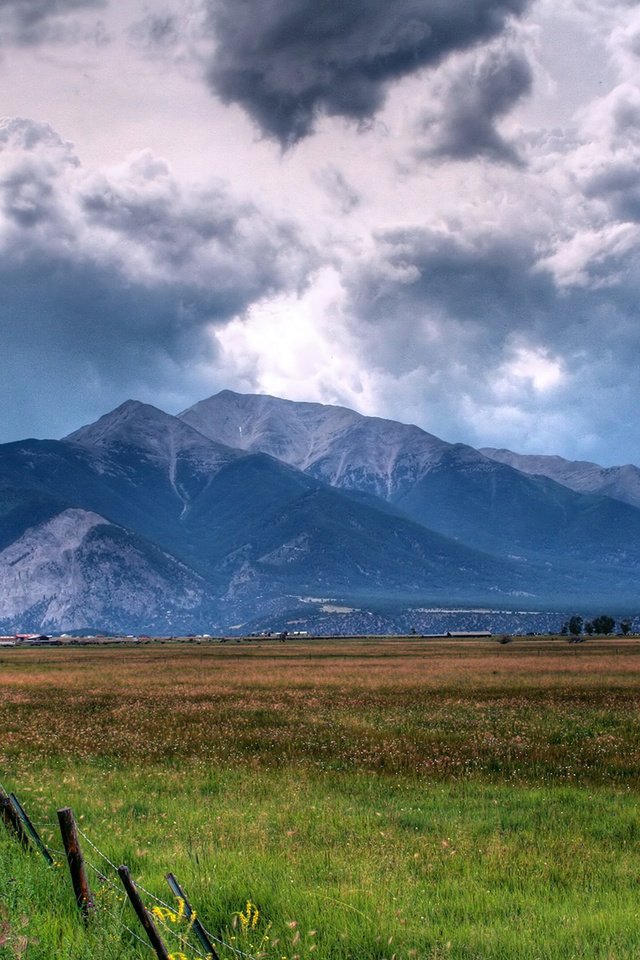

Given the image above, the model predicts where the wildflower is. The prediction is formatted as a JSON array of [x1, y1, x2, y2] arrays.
[[151, 906, 181, 924]]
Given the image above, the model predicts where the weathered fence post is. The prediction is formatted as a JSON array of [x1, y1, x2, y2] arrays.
[[0, 787, 30, 850], [57, 807, 93, 921], [10, 793, 54, 864], [118, 865, 170, 960], [166, 871, 220, 960]]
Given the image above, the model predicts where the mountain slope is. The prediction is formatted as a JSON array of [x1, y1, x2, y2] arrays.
[[63, 400, 534, 602], [179, 389, 449, 497], [2, 392, 639, 633], [481, 447, 640, 510], [0, 403, 549, 630], [183, 453, 542, 618], [66, 400, 245, 517], [178, 391, 640, 566], [0, 508, 214, 633]]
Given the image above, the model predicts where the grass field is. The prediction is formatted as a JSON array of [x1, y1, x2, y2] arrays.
[[1, 638, 640, 959]]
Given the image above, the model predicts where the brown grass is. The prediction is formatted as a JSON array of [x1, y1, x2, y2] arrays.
[[2, 637, 640, 786]]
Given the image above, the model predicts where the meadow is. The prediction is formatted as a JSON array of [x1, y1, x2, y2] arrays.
[[1, 638, 640, 959]]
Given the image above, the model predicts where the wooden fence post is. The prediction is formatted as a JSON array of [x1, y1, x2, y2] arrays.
[[166, 872, 220, 960], [0, 787, 29, 850], [10, 793, 54, 865], [57, 807, 93, 921], [118, 865, 170, 960]]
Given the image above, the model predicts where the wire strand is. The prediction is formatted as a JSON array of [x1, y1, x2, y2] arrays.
[[13, 812, 260, 960], [79, 835, 212, 959], [77, 826, 122, 876], [149, 909, 208, 959], [118, 918, 155, 952]]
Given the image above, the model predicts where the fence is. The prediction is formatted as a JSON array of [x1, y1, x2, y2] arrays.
[[0, 783, 260, 960]]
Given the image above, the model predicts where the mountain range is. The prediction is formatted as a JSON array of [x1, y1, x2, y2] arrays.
[[0, 390, 638, 633]]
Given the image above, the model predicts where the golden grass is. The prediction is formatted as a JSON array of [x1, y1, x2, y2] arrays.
[[2, 638, 640, 784], [3, 638, 640, 959]]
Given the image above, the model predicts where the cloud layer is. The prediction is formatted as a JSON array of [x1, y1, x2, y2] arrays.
[[202, 0, 531, 145], [0, 117, 312, 437], [1, 0, 640, 467], [0, 0, 105, 45], [416, 42, 532, 164]]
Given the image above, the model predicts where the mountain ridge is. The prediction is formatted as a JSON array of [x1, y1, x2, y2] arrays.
[[481, 446, 640, 510], [0, 400, 550, 631], [0, 389, 638, 633], [178, 390, 640, 566]]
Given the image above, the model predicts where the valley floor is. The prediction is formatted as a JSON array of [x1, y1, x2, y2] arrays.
[[1, 639, 640, 959]]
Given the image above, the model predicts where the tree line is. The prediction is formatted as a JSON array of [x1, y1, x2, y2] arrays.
[[559, 615, 633, 639]]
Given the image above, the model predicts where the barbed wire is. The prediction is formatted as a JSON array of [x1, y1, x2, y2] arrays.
[[117, 918, 155, 953], [81, 856, 161, 956], [77, 827, 122, 877], [77, 826, 258, 959], [3, 795, 261, 960], [78, 833, 214, 960], [46, 844, 67, 865], [148, 907, 208, 960]]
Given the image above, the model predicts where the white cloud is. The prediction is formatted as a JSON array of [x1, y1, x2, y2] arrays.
[[211, 266, 378, 411], [499, 345, 565, 394]]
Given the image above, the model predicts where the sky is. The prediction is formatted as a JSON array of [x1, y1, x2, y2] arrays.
[[1, 0, 639, 465]]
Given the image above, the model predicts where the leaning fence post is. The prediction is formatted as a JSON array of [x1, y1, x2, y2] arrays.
[[0, 787, 30, 851], [166, 871, 220, 960], [57, 807, 93, 921], [118, 865, 170, 960], [10, 793, 54, 865]]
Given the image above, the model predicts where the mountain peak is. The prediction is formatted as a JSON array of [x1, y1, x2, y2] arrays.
[[65, 400, 171, 445], [178, 390, 451, 497], [64, 398, 244, 474]]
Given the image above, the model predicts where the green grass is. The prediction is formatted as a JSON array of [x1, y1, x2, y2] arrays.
[[1, 639, 640, 958]]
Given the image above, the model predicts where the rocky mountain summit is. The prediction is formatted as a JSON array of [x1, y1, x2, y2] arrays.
[[180, 392, 640, 566], [0, 391, 638, 633]]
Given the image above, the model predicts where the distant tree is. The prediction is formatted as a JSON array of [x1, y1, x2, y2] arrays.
[[591, 615, 615, 635], [560, 622, 568, 636], [620, 620, 632, 636], [568, 615, 583, 637], [497, 634, 512, 644], [584, 621, 594, 636]]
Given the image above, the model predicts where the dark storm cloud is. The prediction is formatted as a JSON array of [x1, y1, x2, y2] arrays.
[[341, 222, 640, 460], [349, 227, 551, 330], [0, 0, 104, 45], [417, 46, 532, 165], [344, 225, 640, 378], [0, 118, 313, 437], [201, 0, 531, 145]]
